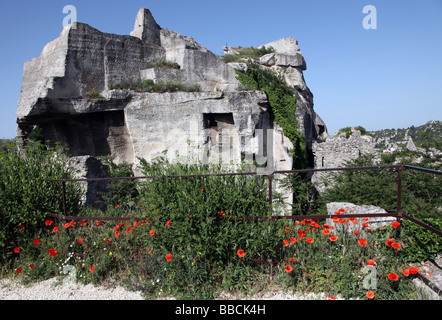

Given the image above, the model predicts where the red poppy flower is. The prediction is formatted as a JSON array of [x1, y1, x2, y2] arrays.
[[53, 226, 58, 232], [115, 205, 120, 209], [19, 225, 24, 231], [80, 220, 87, 226], [321, 228, 330, 235], [96, 220, 103, 227], [352, 230, 360, 235], [366, 290, 375, 299], [165, 254, 173, 262], [69, 221, 75, 227], [126, 227, 132, 233], [45, 220, 53, 226], [391, 221, 401, 228], [147, 249, 153, 253], [329, 235, 338, 242], [392, 242, 401, 249], [14, 247, 20, 253], [306, 237, 314, 244], [29, 264, 34, 269], [237, 249, 246, 258], [200, 188, 204, 192], [386, 238, 395, 247], [403, 269, 410, 277], [358, 239, 367, 246], [362, 223, 369, 227], [289, 236, 297, 243], [149, 229, 155, 236], [409, 267, 419, 274], [16, 268, 22, 274], [367, 259, 376, 266], [104, 238, 111, 244], [388, 273, 399, 281], [133, 221, 139, 227], [285, 265, 293, 273], [64, 223, 70, 228], [115, 230, 120, 238], [89, 265, 95, 272], [166, 220, 171, 226], [219, 211, 225, 216], [48, 248, 58, 257], [78, 238, 84, 244], [283, 240, 289, 247], [289, 255, 296, 262]]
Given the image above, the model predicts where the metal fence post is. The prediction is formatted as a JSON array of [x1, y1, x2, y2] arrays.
[[396, 166, 403, 236]]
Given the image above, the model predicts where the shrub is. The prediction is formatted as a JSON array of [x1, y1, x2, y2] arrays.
[[152, 59, 180, 69], [222, 46, 275, 63], [109, 78, 201, 93], [0, 142, 82, 263]]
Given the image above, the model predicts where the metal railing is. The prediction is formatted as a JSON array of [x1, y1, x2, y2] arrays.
[[46, 164, 441, 237]]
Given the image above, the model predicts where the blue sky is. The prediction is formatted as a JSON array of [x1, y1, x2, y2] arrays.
[[0, 0, 441, 139]]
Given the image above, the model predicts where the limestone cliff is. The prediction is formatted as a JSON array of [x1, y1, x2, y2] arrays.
[[16, 8, 327, 178]]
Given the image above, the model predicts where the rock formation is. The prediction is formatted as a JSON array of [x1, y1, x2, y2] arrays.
[[16, 8, 328, 208]]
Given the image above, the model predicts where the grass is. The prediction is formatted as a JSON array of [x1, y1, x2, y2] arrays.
[[108, 78, 200, 93], [222, 46, 276, 63]]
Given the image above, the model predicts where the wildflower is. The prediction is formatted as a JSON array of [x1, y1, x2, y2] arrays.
[[165, 254, 173, 262], [96, 221, 103, 227], [321, 228, 330, 235], [219, 211, 225, 216], [80, 220, 87, 226], [366, 291, 375, 299], [352, 230, 360, 235], [367, 260, 376, 266], [32, 238, 39, 245], [147, 249, 153, 253], [237, 249, 246, 258], [329, 235, 338, 242], [104, 238, 111, 244], [386, 238, 395, 247], [16, 268, 22, 274], [133, 221, 139, 227], [89, 265, 95, 272], [283, 240, 289, 247], [53, 226, 58, 232], [289, 236, 297, 243], [166, 220, 171, 226], [362, 223, 369, 227], [14, 247, 20, 253], [306, 237, 314, 244], [78, 238, 84, 244], [126, 227, 132, 233], [115, 205, 120, 209], [289, 255, 296, 262], [188, 215, 192, 218], [403, 269, 410, 277], [363, 217, 369, 221], [69, 221, 75, 227], [115, 230, 120, 238], [295, 220, 301, 225], [392, 242, 401, 249], [285, 265, 293, 273], [149, 229, 155, 236], [45, 220, 53, 226], [200, 188, 204, 192], [358, 239, 367, 246], [409, 267, 419, 274], [391, 221, 401, 228], [388, 273, 399, 281], [48, 248, 58, 257], [29, 264, 34, 269], [64, 223, 70, 228]]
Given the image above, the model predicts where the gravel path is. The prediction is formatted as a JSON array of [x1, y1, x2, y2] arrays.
[[0, 277, 343, 300]]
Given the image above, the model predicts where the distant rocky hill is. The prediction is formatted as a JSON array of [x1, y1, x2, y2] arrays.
[[368, 120, 441, 152]]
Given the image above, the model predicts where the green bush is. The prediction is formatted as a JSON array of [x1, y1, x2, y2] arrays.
[[222, 46, 275, 63], [109, 78, 200, 93], [0, 142, 83, 262]]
